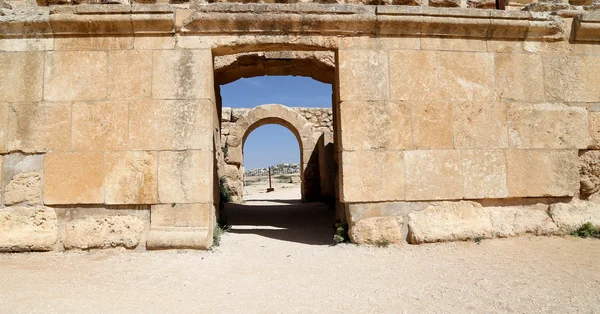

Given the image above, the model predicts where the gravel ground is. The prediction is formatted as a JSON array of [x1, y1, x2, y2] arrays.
[[0, 195, 599, 313]]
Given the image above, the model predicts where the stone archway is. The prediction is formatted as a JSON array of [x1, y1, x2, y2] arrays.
[[221, 104, 320, 202]]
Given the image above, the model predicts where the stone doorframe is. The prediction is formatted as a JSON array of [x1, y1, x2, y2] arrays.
[[222, 104, 319, 201]]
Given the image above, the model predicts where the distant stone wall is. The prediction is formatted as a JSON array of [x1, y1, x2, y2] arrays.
[[219, 105, 334, 203]]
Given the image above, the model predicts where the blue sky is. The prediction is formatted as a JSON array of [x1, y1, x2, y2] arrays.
[[221, 76, 332, 169]]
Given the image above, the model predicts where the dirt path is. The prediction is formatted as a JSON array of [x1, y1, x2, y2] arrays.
[[0, 193, 599, 313]]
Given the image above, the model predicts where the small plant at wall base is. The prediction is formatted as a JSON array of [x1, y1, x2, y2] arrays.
[[333, 222, 349, 244], [571, 222, 600, 238], [219, 177, 232, 208]]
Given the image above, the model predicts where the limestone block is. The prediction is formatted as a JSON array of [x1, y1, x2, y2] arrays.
[[0, 102, 9, 153], [54, 37, 134, 51], [348, 217, 404, 244], [0, 206, 57, 252], [44, 152, 105, 205], [346, 201, 429, 224], [0, 52, 44, 102], [341, 150, 404, 203], [0, 38, 54, 52], [495, 53, 544, 102], [222, 163, 240, 181], [105, 151, 158, 204], [1, 154, 43, 194], [72, 101, 128, 151], [507, 103, 589, 149], [129, 99, 213, 151], [8, 102, 71, 153], [221, 107, 232, 122], [579, 150, 600, 196], [429, 0, 460, 6], [108, 50, 152, 100], [420, 38, 487, 52], [390, 50, 495, 102], [453, 102, 508, 149], [544, 55, 600, 103], [411, 102, 453, 149], [43, 51, 107, 101], [462, 149, 508, 199], [134, 36, 176, 50], [61, 216, 145, 250], [505, 150, 579, 197], [407, 201, 558, 244], [467, 0, 497, 8], [231, 108, 249, 122], [146, 227, 211, 250], [4, 172, 41, 206], [152, 49, 214, 100], [158, 150, 212, 204], [340, 101, 412, 150], [589, 112, 600, 149], [338, 50, 389, 101], [151, 203, 211, 228], [549, 202, 600, 233], [405, 150, 462, 201]]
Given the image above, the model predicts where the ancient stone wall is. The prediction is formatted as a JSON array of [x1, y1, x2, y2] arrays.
[[0, 1, 599, 250]]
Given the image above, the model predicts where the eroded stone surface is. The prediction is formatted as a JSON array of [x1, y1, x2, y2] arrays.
[[72, 101, 128, 151], [349, 217, 404, 244], [407, 201, 558, 244], [405, 150, 462, 201], [462, 149, 508, 199], [0, 52, 43, 102], [4, 172, 41, 206], [62, 216, 145, 250], [8, 102, 71, 153], [44, 152, 105, 205], [579, 150, 600, 196], [105, 151, 158, 204], [338, 50, 389, 101], [158, 150, 212, 204], [0, 206, 57, 252], [453, 102, 508, 149], [549, 201, 600, 232], [151, 203, 211, 228], [411, 102, 453, 149], [43, 51, 107, 101], [152, 49, 214, 100]]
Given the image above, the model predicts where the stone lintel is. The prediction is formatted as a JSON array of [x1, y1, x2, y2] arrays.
[[1, 3, 566, 40]]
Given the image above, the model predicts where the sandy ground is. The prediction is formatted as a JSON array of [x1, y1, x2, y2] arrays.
[[0, 182, 599, 313]]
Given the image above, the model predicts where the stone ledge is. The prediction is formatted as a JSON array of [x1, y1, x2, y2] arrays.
[[574, 13, 600, 42], [1, 3, 566, 40], [146, 226, 211, 250]]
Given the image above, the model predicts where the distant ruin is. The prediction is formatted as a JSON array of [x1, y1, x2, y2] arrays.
[[0, 0, 599, 251]]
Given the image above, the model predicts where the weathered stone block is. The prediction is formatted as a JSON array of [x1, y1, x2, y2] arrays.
[[507, 103, 589, 149], [108, 50, 152, 100], [340, 101, 412, 150], [151, 203, 211, 228], [390, 50, 495, 102], [43, 51, 107, 101], [8, 102, 71, 153], [549, 202, 600, 233], [589, 112, 600, 149], [152, 49, 214, 100], [0, 52, 44, 102], [544, 56, 600, 103], [158, 150, 212, 204], [429, 0, 460, 6], [341, 150, 404, 203], [146, 227, 211, 250], [72, 101, 128, 151], [505, 150, 579, 197], [0, 206, 57, 252], [129, 99, 212, 150], [54, 37, 134, 51], [453, 102, 508, 149], [105, 151, 158, 204], [495, 53, 545, 102], [338, 50, 389, 101], [61, 216, 145, 250], [346, 201, 429, 224], [349, 217, 404, 244], [0, 102, 9, 153], [462, 149, 508, 199], [405, 150, 462, 201], [411, 102, 453, 149], [580, 150, 600, 196], [1, 154, 43, 194], [134, 36, 176, 50], [44, 152, 105, 205], [4, 172, 41, 206], [221, 107, 232, 122], [407, 201, 558, 244]]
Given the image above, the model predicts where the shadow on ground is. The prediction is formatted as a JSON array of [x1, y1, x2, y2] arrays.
[[223, 201, 335, 246]]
